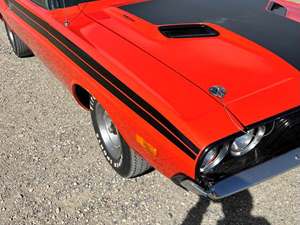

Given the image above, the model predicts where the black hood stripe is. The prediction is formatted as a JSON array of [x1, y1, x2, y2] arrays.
[[121, 0, 300, 70], [8, 0, 202, 159]]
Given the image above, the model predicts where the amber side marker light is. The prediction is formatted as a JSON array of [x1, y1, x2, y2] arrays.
[[135, 134, 158, 156]]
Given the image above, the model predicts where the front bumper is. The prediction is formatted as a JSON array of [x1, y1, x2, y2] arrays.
[[181, 147, 300, 200]]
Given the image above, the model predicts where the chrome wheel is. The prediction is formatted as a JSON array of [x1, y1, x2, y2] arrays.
[[8, 28, 15, 44], [90, 97, 152, 178], [96, 109, 122, 161], [6, 26, 16, 52]]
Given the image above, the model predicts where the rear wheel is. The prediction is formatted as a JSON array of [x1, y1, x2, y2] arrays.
[[4, 22, 33, 58], [90, 97, 151, 178]]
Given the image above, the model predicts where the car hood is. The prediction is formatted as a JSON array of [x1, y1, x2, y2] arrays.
[[83, 0, 300, 126]]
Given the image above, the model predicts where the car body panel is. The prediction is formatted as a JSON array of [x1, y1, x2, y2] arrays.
[[1, 0, 299, 192], [1, 0, 243, 179], [120, 0, 300, 70], [85, 1, 300, 127]]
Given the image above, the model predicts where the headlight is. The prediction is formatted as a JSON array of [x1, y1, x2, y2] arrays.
[[199, 143, 229, 173], [199, 125, 266, 174], [230, 126, 266, 157]]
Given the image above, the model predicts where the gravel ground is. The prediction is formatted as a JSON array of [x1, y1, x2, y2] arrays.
[[0, 23, 299, 225]]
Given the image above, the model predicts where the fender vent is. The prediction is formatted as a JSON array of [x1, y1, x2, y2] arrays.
[[159, 24, 219, 38]]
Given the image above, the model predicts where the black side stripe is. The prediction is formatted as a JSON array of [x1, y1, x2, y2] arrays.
[[9, 0, 200, 159], [12, 1, 200, 156]]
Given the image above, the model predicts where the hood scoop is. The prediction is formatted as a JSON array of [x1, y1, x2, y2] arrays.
[[159, 24, 219, 38]]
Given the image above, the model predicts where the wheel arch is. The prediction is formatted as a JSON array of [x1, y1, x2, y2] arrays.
[[72, 84, 91, 110]]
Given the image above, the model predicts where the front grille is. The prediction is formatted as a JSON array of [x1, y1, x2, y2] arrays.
[[197, 108, 300, 187]]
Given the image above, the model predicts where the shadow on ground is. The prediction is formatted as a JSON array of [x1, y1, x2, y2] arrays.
[[181, 190, 271, 225]]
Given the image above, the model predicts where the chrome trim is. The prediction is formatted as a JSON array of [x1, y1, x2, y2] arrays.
[[181, 147, 300, 200], [230, 126, 266, 157], [181, 180, 209, 197], [200, 143, 229, 173]]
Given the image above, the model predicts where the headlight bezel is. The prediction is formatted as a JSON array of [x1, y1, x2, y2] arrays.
[[199, 143, 230, 173], [230, 126, 266, 157], [195, 106, 300, 189], [198, 125, 268, 174]]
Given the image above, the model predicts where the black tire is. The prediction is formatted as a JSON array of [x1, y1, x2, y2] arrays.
[[4, 22, 33, 58], [90, 96, 151, 178]]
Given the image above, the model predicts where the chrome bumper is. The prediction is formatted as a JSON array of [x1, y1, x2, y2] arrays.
[[181, 147, 300, 200]]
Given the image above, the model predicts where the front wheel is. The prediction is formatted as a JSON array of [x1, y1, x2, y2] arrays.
[[90, 97, 151, 178], [4, 22, 33, 58]]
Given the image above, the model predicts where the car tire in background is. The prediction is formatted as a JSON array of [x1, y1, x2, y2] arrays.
[[90, 96, 151, 178], [4, 22, 33, 58]]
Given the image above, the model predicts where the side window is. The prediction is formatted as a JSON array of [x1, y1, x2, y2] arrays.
[[30, 0, 95, 10], [63, 0, 95, 8], [31, 0, 50, 9]]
